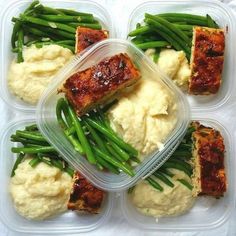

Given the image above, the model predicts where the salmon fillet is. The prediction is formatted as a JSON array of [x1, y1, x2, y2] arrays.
[[189, 27, 225, 95], [75, 27, 108, 53], [67, 171, 105, 214], [191, 122, 226, 197], [60, 53, 141, 116]]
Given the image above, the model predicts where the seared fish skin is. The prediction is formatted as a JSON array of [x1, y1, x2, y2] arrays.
[[189, 27, 225, 95], [191, 122, 226, 198], [67, 171, 104, 214], [61, 53, 141, 116], [75, 27, 108, 53]]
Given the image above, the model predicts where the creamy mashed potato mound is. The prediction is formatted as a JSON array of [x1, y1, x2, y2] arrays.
[[131, 169, 196, 217], [8, 44, 73, 104], [145, 48, 191, 88], [108, 79, 177, 159], [10, 158, 73, 220]]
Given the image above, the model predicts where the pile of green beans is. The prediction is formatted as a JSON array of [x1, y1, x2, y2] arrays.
[[128, 12, 219, 61], [11, 0, 102, 62], [56, 98, 138, 176], [131, 125, 195, 193], [10, 124, 74, 177]]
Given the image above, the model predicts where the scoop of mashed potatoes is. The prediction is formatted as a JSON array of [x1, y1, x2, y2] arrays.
[[107, 79, 177, 159], [131, 169, 195, 217], [10, 158, 73, 220], [145, 48, 191, 88], [8, 44, 73, 105]]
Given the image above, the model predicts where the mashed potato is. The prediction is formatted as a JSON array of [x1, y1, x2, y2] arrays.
[[108, 79, 177, 159], [10, 158, 73, 220], [145, 48, 191, 88], [8, 44, 73, 105], [131, 169, 195, 217]]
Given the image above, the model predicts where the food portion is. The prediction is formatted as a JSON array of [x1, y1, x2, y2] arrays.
[[68, 172, 104, 214], [10, 124, 105, 220], [10, 158, 73, 220], [189, 27, 225, 95], [8, 45, 73, 105], [131, 169, 195, 217], [60, 53, 141, 116], [75, 27, 108, 53], [129, 122, 227, 218], [145, 48, 190, 89], [191, 122, 226, 197], [9, 0, 109, 105], [108, 79, 177, 158], [129, 13, 225, 95]]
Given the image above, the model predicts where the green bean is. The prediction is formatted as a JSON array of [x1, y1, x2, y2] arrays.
[[93, 146, 135, 176], [16, 130, 45, 142], [11, 135, 48, 146], [157, 13, 207, 21], [207, 14, 218, 28], [145, 14, 191, 46], [67, 101, 96, 164], [86, 118, 138, 156], [96, 154, 120, 174], [101, 99, 118, 113], [128, 25, 152, 37], [11, 153, 24, 177], [56, 8, 93, 17], [11, 20, 21, 49], [23, 26, 55, 39], [153, 50, 160, 63], [64, 166, 74, 177], [25, 124, 38, 131], [173, 24, 194, 31], [152, 171, 174, 187], [35, 4, 65, 15], [68, 22, 102, 30], [55, 40, 75, 45], [17, 28, 24, 63], [84, 120, 108, 154], [51, 159, 64, 171], [105, 143, 124, 162], [29, 156, 41, 167], [24, 0, 40, 14], [130, 156, 141, 164], [159, 168, 174, 177], [11, 146, 56, 154], [171, 150, 192, 159], [159, 16, 208, 26], [40, 157, 52, 166], [177, 179, 193, 190], [146, 177, 163, 191], [20, 15, 75, 33], [109, 141, 130, 161], [136, 40, 169, 49], [39, 14, 95, 23], [161, 161, 192, 177]]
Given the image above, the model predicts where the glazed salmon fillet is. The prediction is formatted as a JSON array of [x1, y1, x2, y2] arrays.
[[75, 27, 108, 53], [191, 122, 226, 197], [60, 53, 141, 116], [67, 172, 104, 214], [189, 27, 225, 95]]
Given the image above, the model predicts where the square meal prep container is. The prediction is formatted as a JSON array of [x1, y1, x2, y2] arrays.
[[120, 116, 235, 231], [0, 118, 114, 234], [0, 0, 114, 113], [36, 38, 190, 191], [126, 0, 236, 112]]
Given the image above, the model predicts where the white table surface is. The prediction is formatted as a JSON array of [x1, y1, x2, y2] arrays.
[[0, 0, 236, 235]]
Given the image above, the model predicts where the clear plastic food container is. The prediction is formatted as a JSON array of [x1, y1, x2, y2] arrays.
[[36, 38, 190, 191], [0, 118, 113, 234], [126, 0, 236, 112], [121, 117, 235, 231], [0, 0, 114, 113]]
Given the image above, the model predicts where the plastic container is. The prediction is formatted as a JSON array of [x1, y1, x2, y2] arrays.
[[126, 0, 236, 112], [0, 0, 114, 113], [0, 118, 113, 234], [36, 38, 190, 191], [121, 117, 235, 231]]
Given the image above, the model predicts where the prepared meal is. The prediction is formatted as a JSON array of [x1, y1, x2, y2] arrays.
[[10, 123, 105, 220], [7, 0, 109, 105], [129, 121, 227, 218], [191, 121, 226, 197], [75, 27, 109, 53], [128, 13, 225, 95], [189, 27, 225, 95]]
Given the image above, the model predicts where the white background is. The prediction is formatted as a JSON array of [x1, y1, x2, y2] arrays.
[[0, 0, 236, 235]]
